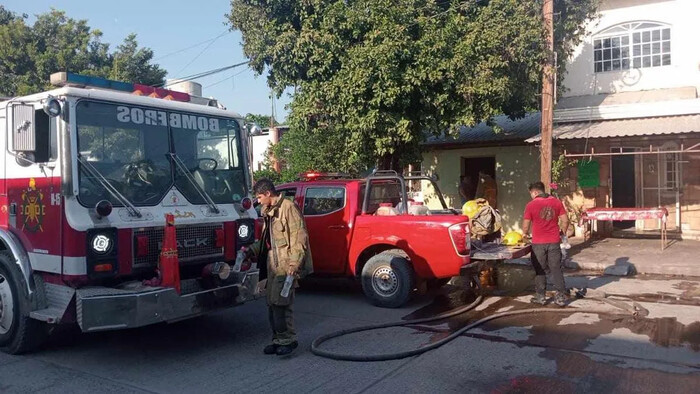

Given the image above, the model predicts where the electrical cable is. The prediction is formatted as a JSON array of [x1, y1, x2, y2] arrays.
[[204, 66, 251, 89], [154, 30, 232, 61], [156, 61, 249, 87], [170, 30, 231, 79]]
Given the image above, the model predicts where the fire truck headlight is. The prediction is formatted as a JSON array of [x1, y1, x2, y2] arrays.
[[43, 97, 62, 117], [91, 234, 113, 254]]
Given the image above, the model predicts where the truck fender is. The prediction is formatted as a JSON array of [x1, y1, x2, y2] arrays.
[[0, 228, 35, 297], [351, 243, 410, 277]]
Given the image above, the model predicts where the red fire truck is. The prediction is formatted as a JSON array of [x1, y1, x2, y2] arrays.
[[0, 73, 260, 354]]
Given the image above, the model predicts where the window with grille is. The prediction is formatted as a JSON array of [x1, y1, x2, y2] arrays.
[[664, 153, 679, 191], [661, 142, 679, 191], [593, 22, 671, 73]]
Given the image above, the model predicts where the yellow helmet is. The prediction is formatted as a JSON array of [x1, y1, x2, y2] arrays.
[[503, 231, 523, 246], [462, 200, 480, 219]]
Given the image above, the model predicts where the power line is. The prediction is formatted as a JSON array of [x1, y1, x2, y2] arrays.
[[158, 61, 250, 87], [153, 30, 232, 61], [170, 30, 231, 79], [203, 66, 252, 89]]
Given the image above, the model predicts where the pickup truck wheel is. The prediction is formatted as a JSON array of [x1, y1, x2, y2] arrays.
[[361, 251, 414, 308], [0, 252, 47, 354]]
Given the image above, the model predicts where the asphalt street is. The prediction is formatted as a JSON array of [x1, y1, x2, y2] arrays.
[[1, 274, 699, 394]]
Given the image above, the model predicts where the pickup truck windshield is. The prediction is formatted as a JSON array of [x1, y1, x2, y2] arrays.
[[76, 100, 245, 207]]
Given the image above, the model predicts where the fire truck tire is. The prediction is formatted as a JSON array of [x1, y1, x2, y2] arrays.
[[361, 250, 414, 308], [0, 252, 48, 354]]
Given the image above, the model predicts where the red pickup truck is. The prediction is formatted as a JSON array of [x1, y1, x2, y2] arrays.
[[275, 171, 472, 307]]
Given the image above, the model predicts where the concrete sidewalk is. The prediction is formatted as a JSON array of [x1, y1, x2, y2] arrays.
[[564, 237, 700, 277]]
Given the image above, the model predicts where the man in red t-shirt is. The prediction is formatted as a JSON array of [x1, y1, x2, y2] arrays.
[[522, 181, 569, 306]]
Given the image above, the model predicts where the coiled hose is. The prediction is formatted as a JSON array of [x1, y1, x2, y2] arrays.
[[311, 292, 642, 362]]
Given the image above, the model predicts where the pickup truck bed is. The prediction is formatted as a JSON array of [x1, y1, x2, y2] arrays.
[[461, 242, 532, 273], [470, 242, 532, 261]]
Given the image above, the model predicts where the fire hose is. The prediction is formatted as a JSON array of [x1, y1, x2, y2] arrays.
[[310, 283, 648, 362]]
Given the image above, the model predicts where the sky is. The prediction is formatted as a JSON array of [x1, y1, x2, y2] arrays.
[[2, 0, 291, 122]]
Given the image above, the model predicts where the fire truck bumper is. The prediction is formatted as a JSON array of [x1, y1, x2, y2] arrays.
[[76, 271, 261, 332]]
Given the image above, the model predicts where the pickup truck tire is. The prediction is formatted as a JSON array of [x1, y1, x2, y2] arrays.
[[361, 251, 414, 308], [0, 252, 48, 354]]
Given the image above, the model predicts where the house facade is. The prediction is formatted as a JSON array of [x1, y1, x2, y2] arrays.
[[424, 0, 700, 238], [421, 114, 541, 232], [529, 0, 700, 239]]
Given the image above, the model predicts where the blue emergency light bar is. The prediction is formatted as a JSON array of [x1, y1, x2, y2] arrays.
[[50, 72, 134, 91], [49, 72, 190, 102]]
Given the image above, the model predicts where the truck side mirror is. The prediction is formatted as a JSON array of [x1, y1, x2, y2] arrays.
[[10, 98, 59, 166], [11, 103, 37, 152]]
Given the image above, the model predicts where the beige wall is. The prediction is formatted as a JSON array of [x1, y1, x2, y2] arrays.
[[563, 0, 700, 97], [422, 145, 540, 232]]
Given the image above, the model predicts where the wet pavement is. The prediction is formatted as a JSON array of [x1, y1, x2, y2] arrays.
[[1, 267, 699, 393], [396, 264, 700, 393]]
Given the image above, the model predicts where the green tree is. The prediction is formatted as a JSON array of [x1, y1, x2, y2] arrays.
[[110, 33, 166, 86], [229, 0, 597, 171], [0, 7, 166, 96], [245, 113, 279, 128]]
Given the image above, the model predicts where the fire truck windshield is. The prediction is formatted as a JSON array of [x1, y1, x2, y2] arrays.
[[75, 100, 246, 208]]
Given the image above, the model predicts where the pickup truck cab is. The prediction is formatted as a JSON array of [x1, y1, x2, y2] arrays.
[[276, 171, 471, 307]]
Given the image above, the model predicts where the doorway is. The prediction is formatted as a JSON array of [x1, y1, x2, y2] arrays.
[[461, 156, 496, 203], [611, 149, 636, 229]]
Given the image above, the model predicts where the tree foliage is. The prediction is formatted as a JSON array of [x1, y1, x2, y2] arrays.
[[229, 0, 597, 171], [0, 7, 166, 96], [245, 113, 279, 128]]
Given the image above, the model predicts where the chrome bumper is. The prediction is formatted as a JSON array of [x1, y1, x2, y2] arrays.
[[76, 271, 260, 332]]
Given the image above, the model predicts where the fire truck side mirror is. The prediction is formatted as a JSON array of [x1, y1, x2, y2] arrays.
[[10, 102, 55, 166], [11, 103, 37, 153]]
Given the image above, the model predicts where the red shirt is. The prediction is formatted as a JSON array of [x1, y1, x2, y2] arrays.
[[524, 195, 565, 244]]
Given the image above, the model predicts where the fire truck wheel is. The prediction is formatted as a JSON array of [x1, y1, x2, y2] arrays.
[[361, 250, 414, 308], [0, 252, 48, 354]]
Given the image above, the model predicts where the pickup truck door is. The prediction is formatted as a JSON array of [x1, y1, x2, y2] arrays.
[[301, 185, 349, 274]]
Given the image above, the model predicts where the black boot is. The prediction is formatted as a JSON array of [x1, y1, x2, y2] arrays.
[[275, 341, 298, 356], [263, 344, 279, 355]]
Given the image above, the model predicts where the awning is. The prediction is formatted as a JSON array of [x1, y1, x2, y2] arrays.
[[526, 114, 700, 143]]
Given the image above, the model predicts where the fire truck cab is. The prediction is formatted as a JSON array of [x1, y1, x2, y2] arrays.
[[0, 73, 260, 354]]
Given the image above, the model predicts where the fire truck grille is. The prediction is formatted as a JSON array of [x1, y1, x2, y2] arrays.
[[133, 224, 224, 267]]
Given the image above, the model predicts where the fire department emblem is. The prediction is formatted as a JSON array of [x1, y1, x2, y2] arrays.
[[21, 178, 45, 232], [238, 223, 250, 239]]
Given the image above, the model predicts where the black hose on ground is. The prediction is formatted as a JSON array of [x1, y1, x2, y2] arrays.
[[311, 295, 641, 362]]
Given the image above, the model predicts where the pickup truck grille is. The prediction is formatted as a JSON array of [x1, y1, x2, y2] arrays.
[[133, 224, 224, 267]]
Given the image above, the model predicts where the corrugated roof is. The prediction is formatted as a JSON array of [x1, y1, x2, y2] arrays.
[[424, 112, 541, 146], [526, 114, 700, 142]]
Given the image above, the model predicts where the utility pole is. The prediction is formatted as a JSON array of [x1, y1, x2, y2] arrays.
[[540, 0, 555, 192]]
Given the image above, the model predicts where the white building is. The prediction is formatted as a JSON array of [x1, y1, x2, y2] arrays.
[[527, 0, 700, 238], [424, 0, 700, 237], [250, 126, 289, 172]]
